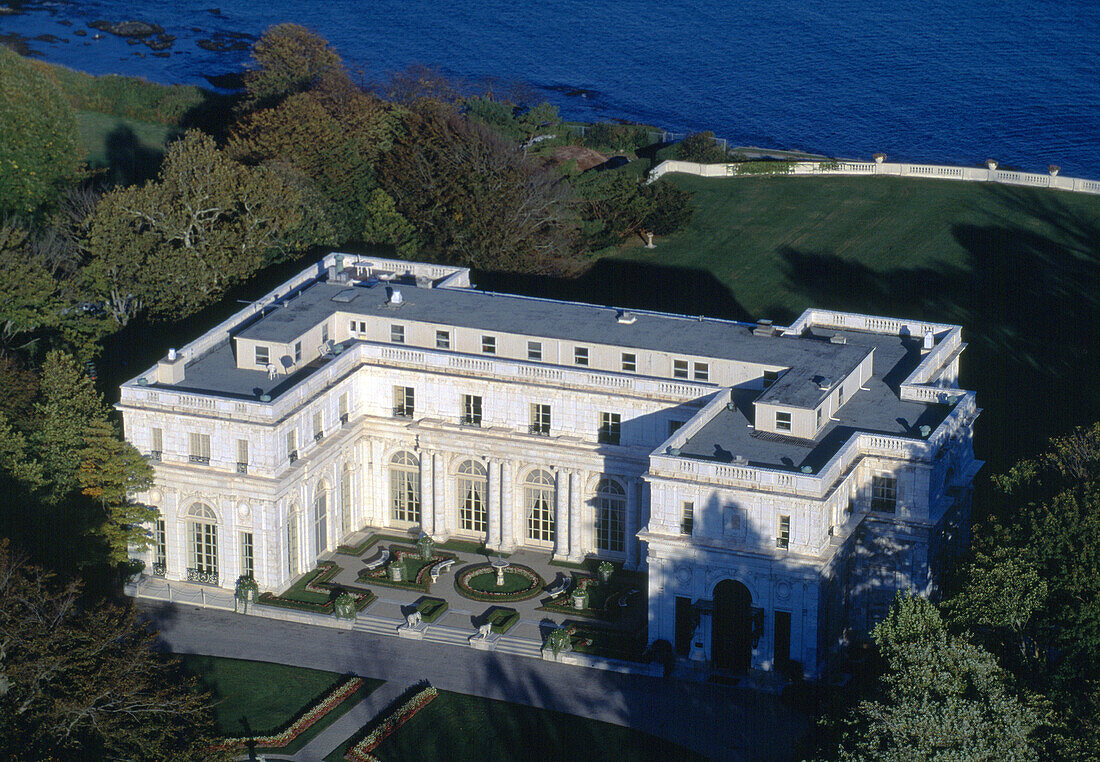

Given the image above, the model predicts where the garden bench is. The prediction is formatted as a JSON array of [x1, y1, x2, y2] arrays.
[[363, 548, 390, 571], [545, 575, 571, 598], [429, 557, 455, 583], [619, 588, 639, 608]]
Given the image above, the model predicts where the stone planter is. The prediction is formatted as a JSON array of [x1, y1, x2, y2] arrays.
[[388, 564, 403, 582], [572, 592, 588, 610], [598, 563, 614, 583]]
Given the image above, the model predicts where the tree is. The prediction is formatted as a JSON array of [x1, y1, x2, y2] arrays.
[[675, 131, 729, 164], [830, 593, 1043, 761], [379, 102, 574, 271], [82, 131, 305, 323], [0, 46, 84, 218], [0, 223, 63, 350], [243, 23, 344, 109], [78, 417, 155, 565], [0, 541, 230, 761], [361, 188, 417, 256]]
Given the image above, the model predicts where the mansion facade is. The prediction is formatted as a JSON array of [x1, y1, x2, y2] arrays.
[[119, 254, 981, 678]]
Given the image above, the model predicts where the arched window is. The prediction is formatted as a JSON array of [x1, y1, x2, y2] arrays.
[[187, 503, 218, 582], [595, 478, 626, 553], [313, 480, 329, 556], [390, 451, 421, 524], [457, 460, 487, 534], [287, 504, 300, 577], [524, 469, 555, 546], [340, 463, 352, 537]]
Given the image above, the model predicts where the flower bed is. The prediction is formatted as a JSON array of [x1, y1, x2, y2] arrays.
[[356, 545, 456, 592], [454, 563, 546, 602], [345, 685, 439, 762], [210, 676, 363, 751], [563, 621, 648, 662], [257, 562, 376, 615], [336, 533, 409, 557], [538, 574, 608, 618]]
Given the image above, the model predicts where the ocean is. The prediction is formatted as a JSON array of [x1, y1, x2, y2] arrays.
[[3, 0, 1099, 177]]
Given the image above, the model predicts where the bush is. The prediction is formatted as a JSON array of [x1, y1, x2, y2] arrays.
[[583, 122, 652, 153], [675, 131, 729, 164], [642, 179, 694, 236], [416, 597, 449, 623]]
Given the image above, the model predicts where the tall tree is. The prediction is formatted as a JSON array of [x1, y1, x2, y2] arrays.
[[0, 224, 63, 351], [82, 131, 304, 323], [829, 593, 1043, 761], [0, 541, 230, 761], [243, 23, 344, 109], [0, 47, 84, 218]]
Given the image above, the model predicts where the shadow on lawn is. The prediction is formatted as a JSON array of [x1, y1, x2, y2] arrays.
[[769, 185, 1100, 477]]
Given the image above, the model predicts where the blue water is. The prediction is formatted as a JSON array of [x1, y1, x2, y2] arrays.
[[5, 0, 1100, 177]]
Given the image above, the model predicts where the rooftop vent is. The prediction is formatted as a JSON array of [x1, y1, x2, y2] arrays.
[[801, 465, 813, 473], [387, 288, 403, 306], [812, 375, 833, 390], [829, 334, 847, 344], [331, 289, 358, 303], [733, 455, 748, 465], [616, 310, 637, 325], [753, 318, 776, 337]]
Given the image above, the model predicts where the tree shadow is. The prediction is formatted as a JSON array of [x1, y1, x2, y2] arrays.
[[102, 125, 167, 186]]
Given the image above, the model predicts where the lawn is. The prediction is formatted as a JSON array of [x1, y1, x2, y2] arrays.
[[325, 689, 706, 762], [76, 110, 179, 185], [480, 174, 1100, 476], [180, 655, 382, 753]]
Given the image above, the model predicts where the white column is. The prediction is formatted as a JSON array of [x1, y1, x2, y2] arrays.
[[625, 476, 639, 570], [554, 470, 569, 559], [420, 450, 434, 536], [372, 440, 388, 529], [434, 452, 449, 540], [501, 461, 515, 551], [487, 459, 501, 550], [568, 470, 584, 561]]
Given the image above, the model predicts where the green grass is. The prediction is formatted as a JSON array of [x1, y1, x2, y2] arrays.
[[180, 656, 383, 754], [76, 110, 179, 185], [601, 174, 1100, 475], [324, 690, 706, 762]]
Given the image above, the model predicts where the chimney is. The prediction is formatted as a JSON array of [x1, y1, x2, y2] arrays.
[[753, 318, 775, 337], [157, 348, 185, 384]]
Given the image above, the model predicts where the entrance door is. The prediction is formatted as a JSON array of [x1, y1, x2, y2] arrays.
[[712, 579, 752, 673]]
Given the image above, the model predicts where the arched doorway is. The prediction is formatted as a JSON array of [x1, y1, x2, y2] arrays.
[[712, 579, 752, 673]]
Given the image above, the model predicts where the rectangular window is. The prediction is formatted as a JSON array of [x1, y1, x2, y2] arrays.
[[871, 475, 898, 513], [150, 427, 163, 461], [358, 321, 366, 334], [390, 324, 405, 343], [154, 518, 167, 574], [312, 410, 324, 441], [461, 394, 483, 426], [286, 430, 298, 463], [339, 392, 349, 424], [349, 319, 356, 334], [527, 341, 542, 361], [321, 322, 329, 344], [254, 345, 269, 366], [236, 439, 248, 474], [239, 531, 254, 579], [393, 386, 415, 418], [774, 611, 792, 667], [188, 432, 211, 465], [294, 341, 302, 363], [693, 362, 709, 382], [675, 596, 694, 656], [837, 384, 845, 407], [673, 359, 689, 379], [621, 352, 637, 373], [680, 501, 694, 535], [481, 335, 496, 354], [598, 412, 621, 445], [777, 515, 790, 549], [763, 370, 780, 388], [530, 403, 551, 435], [816, 407, 823, 429], [436, 330, 450, 349], [668, 420, 684, 436], [776, 411, 792, 432], [574, 346, 589, 366]]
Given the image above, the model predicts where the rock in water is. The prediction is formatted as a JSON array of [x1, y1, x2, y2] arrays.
[[88, 20, 165, 38]]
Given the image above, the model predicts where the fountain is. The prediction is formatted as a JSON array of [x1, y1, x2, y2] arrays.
[[490, 554, 510, 587]]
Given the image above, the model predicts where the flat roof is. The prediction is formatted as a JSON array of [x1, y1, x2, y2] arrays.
[[678, 329, 952, 471]]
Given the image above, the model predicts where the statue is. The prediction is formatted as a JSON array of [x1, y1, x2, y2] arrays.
[[405, 610, 423, 628]]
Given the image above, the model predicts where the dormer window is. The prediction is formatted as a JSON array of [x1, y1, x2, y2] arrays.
[[776, 411, 792, 432]]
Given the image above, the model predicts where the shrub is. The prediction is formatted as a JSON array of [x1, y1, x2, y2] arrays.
[[642, 179, 694, 236], [675, 131, 728, 164]]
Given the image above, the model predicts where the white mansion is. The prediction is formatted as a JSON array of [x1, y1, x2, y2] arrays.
[[120, 254, 981, 677]]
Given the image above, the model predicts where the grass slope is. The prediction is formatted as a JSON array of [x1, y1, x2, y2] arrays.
[[604, 174, 1100, 473], [326, 689, 707, 762], [76, 111, 179, 185]]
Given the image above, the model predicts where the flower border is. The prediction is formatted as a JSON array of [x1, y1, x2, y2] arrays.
[[453, 562, 546, 602], [210, 676, 364, 751], [345, 686, 439, 762]]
